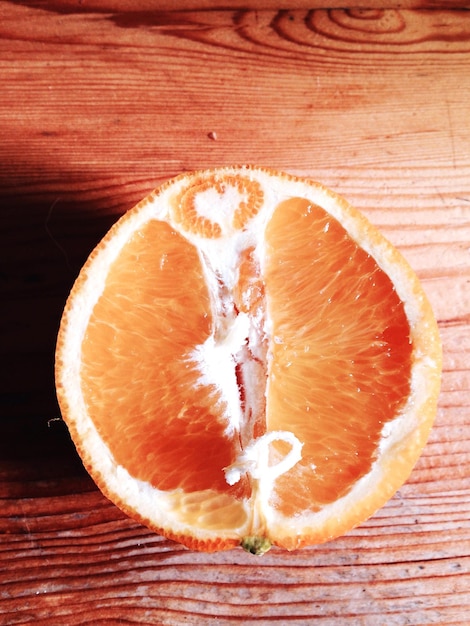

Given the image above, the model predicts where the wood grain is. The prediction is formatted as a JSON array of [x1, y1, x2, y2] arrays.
[[1, 2, 469, 624], [11, 0, 470, 10]]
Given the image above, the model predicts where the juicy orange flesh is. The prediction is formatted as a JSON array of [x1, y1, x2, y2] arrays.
[[80, 220, 248, 497], [80, 193, 412, 517], [264, 198, 413, 514], [172, 174, 264, 237]]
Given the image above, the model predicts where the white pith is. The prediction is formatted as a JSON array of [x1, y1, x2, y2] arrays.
[[57, 166, 442, 546]]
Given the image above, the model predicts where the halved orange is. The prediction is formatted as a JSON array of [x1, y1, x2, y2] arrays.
[[55, 166, 442, 553]]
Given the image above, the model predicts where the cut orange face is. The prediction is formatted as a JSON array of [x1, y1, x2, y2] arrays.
[[55, 166, 442, 553]]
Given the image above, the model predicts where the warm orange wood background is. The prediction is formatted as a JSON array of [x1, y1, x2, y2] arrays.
[[1, 2, 469, 624]]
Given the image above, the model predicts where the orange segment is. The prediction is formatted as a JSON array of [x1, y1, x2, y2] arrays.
[[80, 219, 247, 497], [172, 172, 264, 237], [264, 198, 413, 513], [234, 246, 266, 315]]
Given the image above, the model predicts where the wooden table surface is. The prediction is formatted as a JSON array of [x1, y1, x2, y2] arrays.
[[1, 1, 470, 624]]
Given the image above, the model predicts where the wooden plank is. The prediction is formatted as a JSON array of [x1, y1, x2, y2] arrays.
[[0, 3, 469, 624], [11, 0, 470, 10]]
